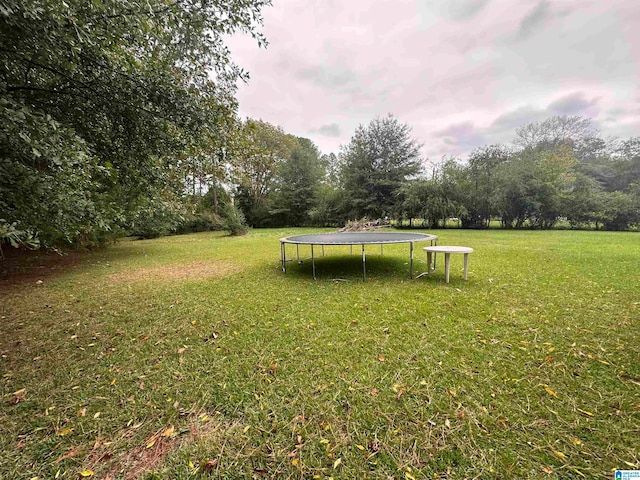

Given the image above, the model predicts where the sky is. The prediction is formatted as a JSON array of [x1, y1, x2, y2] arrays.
[[227, 0, 640, 161]]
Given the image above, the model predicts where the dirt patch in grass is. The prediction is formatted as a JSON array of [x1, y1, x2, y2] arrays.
[[89, 414, 226, 480], [100, 435, 179, 480], [0, 248, 83, 289], [109, 261, 241, 283]]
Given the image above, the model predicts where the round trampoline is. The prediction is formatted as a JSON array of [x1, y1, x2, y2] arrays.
[[280, 232, 438, 280]]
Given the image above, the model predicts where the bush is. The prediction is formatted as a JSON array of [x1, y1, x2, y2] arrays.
[[222, 204, 248, 236], [176, 210, 224, 234], [129, 198, 187, 239]]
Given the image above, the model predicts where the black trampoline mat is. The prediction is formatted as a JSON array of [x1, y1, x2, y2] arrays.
[[280, 232, 434, 245]]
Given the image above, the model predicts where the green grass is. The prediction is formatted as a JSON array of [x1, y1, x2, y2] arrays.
[[1, 228, 639, 479]]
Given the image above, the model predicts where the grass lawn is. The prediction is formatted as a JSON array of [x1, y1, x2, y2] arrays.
[[1, 228, 639, 479]]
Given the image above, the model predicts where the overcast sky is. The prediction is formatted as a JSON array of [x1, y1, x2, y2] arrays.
[[227, 0, 640, 161]]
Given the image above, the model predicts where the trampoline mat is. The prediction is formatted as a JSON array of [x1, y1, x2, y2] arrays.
[[281, 232, 433, 245]]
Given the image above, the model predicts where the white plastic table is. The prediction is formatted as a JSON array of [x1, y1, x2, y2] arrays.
[[423, 246, 473, 283]]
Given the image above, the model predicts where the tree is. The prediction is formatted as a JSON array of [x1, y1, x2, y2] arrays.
[[1, 0, 270, 248], [562, 173, 604, 228], [340, 115, 422, 220], [269, 138, 324, 226], [514, 116, 596, 150], [465, 145, 510, 227], [233, 119, 297, 226]]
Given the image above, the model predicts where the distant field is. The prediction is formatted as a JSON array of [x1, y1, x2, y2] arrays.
[[1, 228, 638, 479]]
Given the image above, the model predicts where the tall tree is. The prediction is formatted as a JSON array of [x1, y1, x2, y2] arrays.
[[514, 115, 596, 150], [269, 138, 324, 226], [340, 115, 422, 220], [1, 0, 270, 247], [232, 119, 297, 226], [465, 145, 510, 227]]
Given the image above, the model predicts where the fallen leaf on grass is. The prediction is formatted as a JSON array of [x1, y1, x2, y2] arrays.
[[377, 354, 385, 362], [552, 450, 566, 460], [57, 428, 73, 436], [54, 446, 83, 463], [79, 471, 94, 477], [577, 409, 594, 417], [568, 466, 586, 477], [543, 385, 558, 398], [541, 466, 554, 474], [161, 425, 176, 437], [204, 459, 218, 472], [333, 458, 342, 469], [291, 458, 299, 466], [10, 388, 26, 404], [405, 472, 416, 480]]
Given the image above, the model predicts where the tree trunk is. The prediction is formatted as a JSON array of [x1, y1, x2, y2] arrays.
[[213, 183, 218, 215]]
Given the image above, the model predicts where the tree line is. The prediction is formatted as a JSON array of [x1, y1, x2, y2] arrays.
[[233, 115, 640, 232]]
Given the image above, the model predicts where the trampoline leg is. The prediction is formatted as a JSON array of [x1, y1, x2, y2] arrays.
[[350, 245, 353, 255], [322, 245, 325, 257], [281, 242, 286, 273], [380, 244, 383, 255], [311, 244, 316, 280], [297, 244, 301, 264], [410, 242, 414, 279], [362, 245, 366, 281]]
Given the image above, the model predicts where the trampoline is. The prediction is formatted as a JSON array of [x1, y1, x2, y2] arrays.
[[279, 232, 437, 280]]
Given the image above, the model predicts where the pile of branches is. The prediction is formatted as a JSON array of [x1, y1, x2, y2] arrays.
[[338, 218, 390, 232]]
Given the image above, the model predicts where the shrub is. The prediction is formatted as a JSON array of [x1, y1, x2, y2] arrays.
[[222, 204, 248, 236], [129, 198, 187, 239]]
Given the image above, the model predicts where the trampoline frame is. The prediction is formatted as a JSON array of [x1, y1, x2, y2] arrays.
[[279, 232, 438, 281]]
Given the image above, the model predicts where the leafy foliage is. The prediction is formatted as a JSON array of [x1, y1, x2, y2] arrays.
[[1, 0, 270, 247], [268, 138, 324, 226], [340, 115, 422, 220], [0, 218, 39, 257], [221, 203, 249, 236]]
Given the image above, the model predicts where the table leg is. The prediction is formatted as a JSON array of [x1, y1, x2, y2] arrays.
[[362, 245, 366, 281], [410, 242, 414, 279], [444, 253, 451, 283], [311, 244, 316, 280], [433, 240, 438, 269], [463, 253, 469, 280]]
